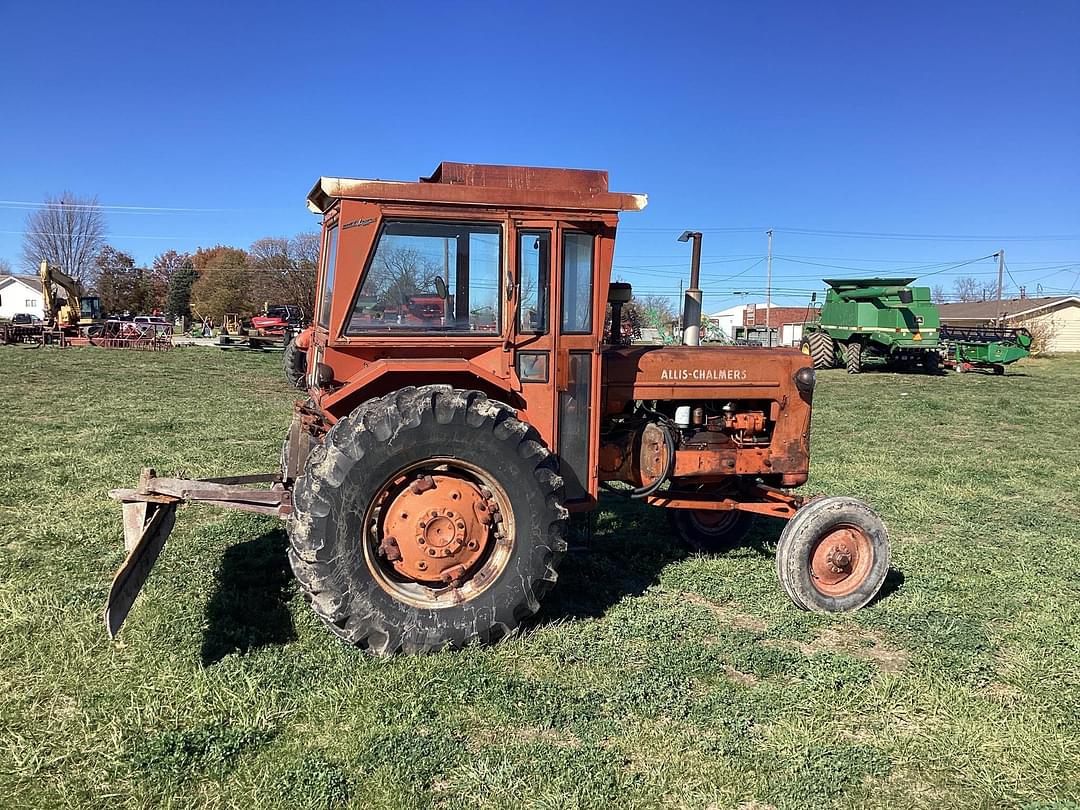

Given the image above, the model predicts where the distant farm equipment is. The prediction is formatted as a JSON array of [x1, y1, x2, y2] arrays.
[[0, 261, 174, 349], [800, 277, 1033, 376], [801, 278, 941, 373], [940, 324, 1032, 374]]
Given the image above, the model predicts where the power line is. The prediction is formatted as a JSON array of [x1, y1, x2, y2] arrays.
[[0, 199, 243, 213], [772, 227, 1080, 242]]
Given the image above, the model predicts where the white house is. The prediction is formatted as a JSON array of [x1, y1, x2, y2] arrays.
[[0, 275, 45, 320]]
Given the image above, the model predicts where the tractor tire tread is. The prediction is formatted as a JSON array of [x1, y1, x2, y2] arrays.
[[804, 331, 836, 370], [845, 341, 863, 374], [288, 385, 568, 655], [283, 338, 307, 389]]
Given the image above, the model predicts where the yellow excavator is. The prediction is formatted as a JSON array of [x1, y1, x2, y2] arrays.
[[38, 260, 102, 331]]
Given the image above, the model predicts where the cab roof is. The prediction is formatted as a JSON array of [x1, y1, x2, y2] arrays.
[[306, 162, 647, 215]]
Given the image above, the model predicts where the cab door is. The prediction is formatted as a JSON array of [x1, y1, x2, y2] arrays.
[[510, 221, 600, 506], [553, 225, 600, 504], [510, 220, 557, 442]]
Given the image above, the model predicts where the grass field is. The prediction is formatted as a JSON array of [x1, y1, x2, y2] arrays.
[[1, 346, 1078, 810]]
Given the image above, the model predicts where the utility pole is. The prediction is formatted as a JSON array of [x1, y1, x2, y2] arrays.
[[996, 248, 1005, 312], [766, 229, 774, 347]]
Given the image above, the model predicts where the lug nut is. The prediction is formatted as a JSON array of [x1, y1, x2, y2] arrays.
[[417, 560, 427, 570]]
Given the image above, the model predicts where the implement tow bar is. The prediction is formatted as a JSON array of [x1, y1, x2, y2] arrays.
[[105, 468, 292, 639]]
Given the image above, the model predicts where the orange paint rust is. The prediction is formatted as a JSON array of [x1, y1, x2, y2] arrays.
[[379, 474, 492, 585]]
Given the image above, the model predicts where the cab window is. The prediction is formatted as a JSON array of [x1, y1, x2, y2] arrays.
[[346, 221, 501, 335], [316, 226, 338, 328], [561, 232, 593, 334]]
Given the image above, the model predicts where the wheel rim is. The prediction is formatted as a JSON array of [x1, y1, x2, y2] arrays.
[[808, 524, 873, 597], [363, 458, 515, 609]]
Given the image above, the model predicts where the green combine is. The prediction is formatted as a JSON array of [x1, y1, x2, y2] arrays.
[[801, 278, 941, 373]]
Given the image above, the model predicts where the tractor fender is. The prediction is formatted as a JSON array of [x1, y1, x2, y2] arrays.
[[317, 359, 521, 424]]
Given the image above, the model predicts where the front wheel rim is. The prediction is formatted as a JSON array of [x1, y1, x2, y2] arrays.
[[808, 524, 873, 597]]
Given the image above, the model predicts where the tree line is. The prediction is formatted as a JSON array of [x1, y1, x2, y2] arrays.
[[17, 192, 317, 319]]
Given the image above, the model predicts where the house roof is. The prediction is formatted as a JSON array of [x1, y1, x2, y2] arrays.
[[938, 295, 1079, 321], [0, 274, 43, 293]]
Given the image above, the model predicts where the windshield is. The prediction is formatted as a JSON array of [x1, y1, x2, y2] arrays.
[[346, 220, 501, 335]]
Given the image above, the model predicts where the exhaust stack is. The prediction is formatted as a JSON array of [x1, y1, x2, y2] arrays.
[[678, 230, 703, 346]]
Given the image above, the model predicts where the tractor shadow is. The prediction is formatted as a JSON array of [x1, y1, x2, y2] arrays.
[[201, 529, 297, 666], [535, 494, 904, 625]]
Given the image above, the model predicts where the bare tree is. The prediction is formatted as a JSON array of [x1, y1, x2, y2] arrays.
[[0, 258, 12, 276], [640, 294, 677, 323], [247, 232, 319, 315], [20, 193, 107, 285], [931, 284, 947, 303], [952, 276, 998, 303]]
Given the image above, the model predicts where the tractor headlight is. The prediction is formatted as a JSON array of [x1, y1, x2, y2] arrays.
[[794, 367, 816, 395]]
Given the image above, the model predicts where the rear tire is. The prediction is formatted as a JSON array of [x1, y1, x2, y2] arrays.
[[800, 331, 836, 370], [288, 386, 567, 655], [282, 337, 307, 389], [845, 341, 863, 374], [993, 364, 1005, 375], [775, 496, 890, 612], [667, 508, 754, 553]]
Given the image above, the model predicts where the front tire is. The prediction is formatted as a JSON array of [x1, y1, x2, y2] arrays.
[[288, 386, 567, 654], [775, 496, 890, 612], [282, 337, 307, 389]]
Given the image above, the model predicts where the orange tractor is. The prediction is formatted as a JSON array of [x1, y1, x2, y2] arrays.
[[107, 163, 891, 654]]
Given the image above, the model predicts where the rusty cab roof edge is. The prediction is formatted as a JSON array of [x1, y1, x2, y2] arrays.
[[306, 161, 647, 215]]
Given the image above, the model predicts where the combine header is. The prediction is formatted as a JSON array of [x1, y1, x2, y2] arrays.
[[940, 324, 1032, 374], [106, 162, 893, 655]]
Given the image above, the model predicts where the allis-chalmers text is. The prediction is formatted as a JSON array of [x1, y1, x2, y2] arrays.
[[659, 368, 749, 381]]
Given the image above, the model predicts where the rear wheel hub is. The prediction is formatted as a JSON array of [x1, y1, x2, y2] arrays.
[[378, 474, 495, 585]]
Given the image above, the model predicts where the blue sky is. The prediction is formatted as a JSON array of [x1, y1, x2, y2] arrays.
[[1, 1, 1077, 311]]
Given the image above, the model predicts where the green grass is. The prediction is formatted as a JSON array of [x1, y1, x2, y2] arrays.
[[1, 346, 1078, 809]]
